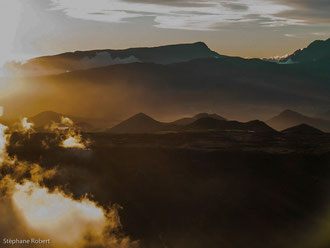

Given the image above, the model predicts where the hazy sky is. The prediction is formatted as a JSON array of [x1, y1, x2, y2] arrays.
[[0, 0, 329, 65]]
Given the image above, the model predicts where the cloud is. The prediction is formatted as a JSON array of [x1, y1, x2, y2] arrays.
[[269, 0, 330, 24], [283, 32, 330, 39], [284, 33, 300, 38], [49, 0, 305, 31], [0, 120, 136, 248], [79, 52, 140, 69], [121, 0, 217, 8], [12, 181, 107, 246], [221, 2, 249, 11]]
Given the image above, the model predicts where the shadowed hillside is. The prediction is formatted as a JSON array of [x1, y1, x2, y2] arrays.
[[186, 118, 275, 133], [282, 124, 324, 134], [280, 38, 330, 64], [267, 110, 330, 132], [2, 39, 330, 121], [172, 113, 226, 125]]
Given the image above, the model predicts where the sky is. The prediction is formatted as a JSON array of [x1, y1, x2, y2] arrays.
[[0, 0, 329, 66]]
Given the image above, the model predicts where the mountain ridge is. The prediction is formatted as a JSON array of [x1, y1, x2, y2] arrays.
[[109, 112, 167, 133], [171, 113, 226, 125], [7, 42, 222, 76], [267, 109, 330, 132], [280, 38, 330, 64], [282, 124, 324, 134], [108, 113, 275, 134], [6, 55, 329, 122], [2, 38, 330, 121]]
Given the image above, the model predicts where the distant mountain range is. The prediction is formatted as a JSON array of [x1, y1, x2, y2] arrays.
[[108, 112, 275, 134], [185, 118, 276, 133], [2, 38, 330, 121], [108, 110, 330, 134], [7, 42, 221, 76], [266, 109, 330, 132], [171, 113, 226, 125], [109, 112, 229, 134], [5, 109, 329, 134], [8, 38, 330, 77]]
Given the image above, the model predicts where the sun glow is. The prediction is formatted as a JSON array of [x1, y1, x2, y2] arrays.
[[61, 135, 86, 149], [20, 117, 34, 133], [59, 117, 88, 149], [0, 123, 9, 163], [0, 119, 130, 247], [12, 181, 107, 245]]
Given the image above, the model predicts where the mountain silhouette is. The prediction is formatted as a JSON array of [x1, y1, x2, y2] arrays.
[[194, 113, 226, 121], [277, 38, 330, 78], [172, 113, 226, 125], [28, 111, 99, 131], [4, 39, 330, 121], [28, 111, 63, 128], [108, 113, 275, 134], [282, 124, 323, 134], [9, 42, 222, 76], [280, 38, 330, 64], [185, 117, 275, 132], [109, 113, 169, 133], [267, 109, 330, 132], [185, 117, 227, 130], [22, 54, 329, 122]]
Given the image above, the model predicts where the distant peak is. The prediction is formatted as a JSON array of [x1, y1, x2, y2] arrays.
[[308, 39, 325, 48], [143, 41, 210, 50], [306, 37, 330, 48], [281, 109, 296, 113], [246, 120, 263, 124], [193, 113, 226, 121], [278, 37, 330, 63], [194, 112, 209, 118], [40, 110, 58, 114], [282, 124, 323, 134], [134, 112, 150, 118], [167, 41, 207, 47], [129, 112, 157, 121], [109, 112, 162, 133], [32, 110, 61, 117], [193, 41, 208, 47], [280, 109, 302, 116]]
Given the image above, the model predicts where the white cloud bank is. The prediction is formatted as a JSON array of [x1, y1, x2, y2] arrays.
[[49, 0, 305, 31]]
